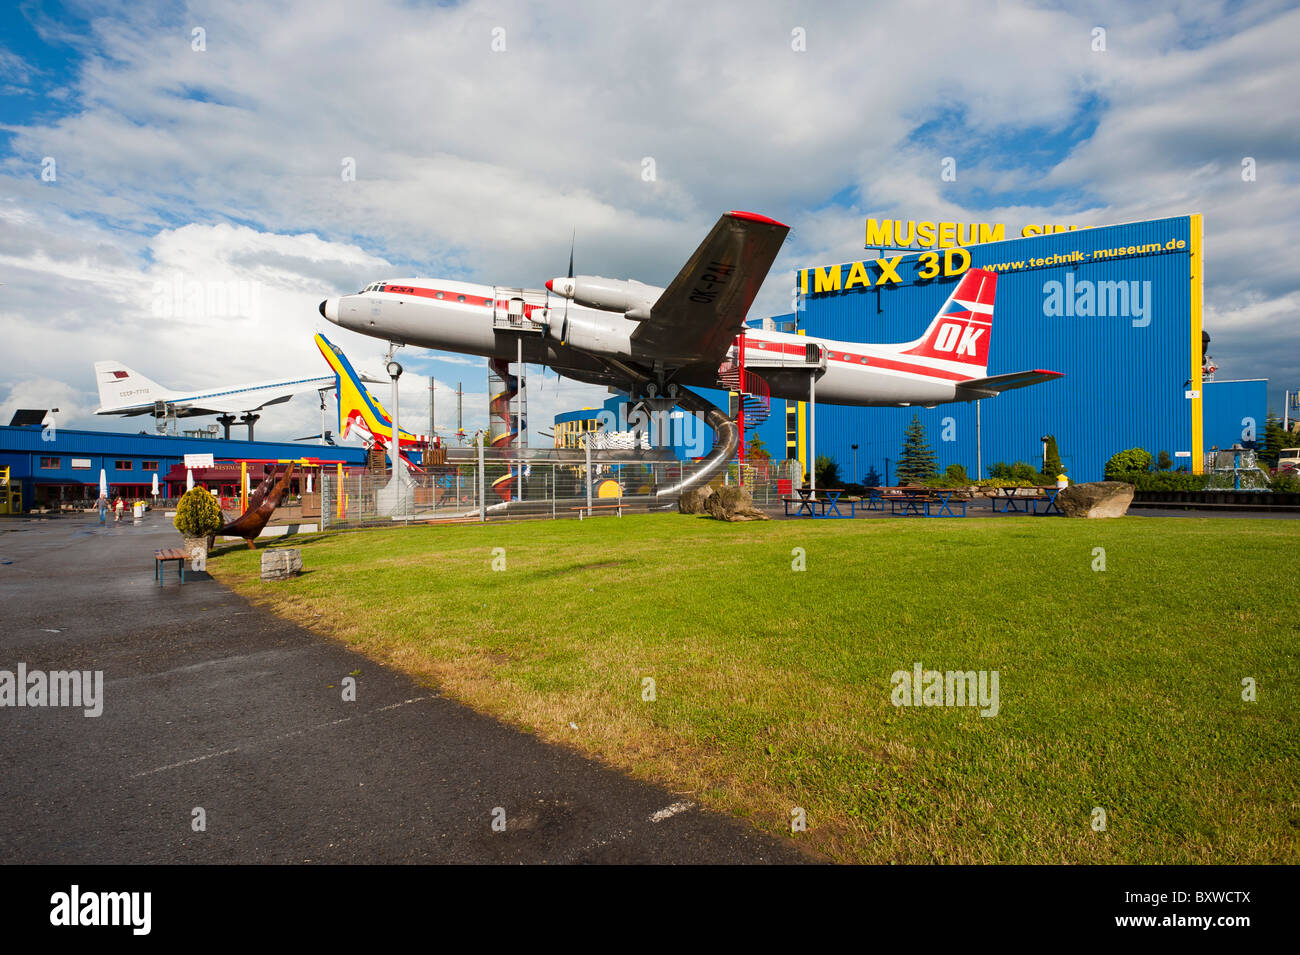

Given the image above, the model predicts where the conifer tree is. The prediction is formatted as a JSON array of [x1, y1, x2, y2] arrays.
[[896, 414, 938, 485]]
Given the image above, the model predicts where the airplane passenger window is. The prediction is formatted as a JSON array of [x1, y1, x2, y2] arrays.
[[457, 295, 466, 302], [435, 292, 444, 299]]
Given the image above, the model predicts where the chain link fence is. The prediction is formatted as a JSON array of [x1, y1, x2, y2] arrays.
[[320, 450, 798, 528]]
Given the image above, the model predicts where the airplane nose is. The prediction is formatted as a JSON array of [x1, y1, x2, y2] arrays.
[[319, 298, 339, 322]]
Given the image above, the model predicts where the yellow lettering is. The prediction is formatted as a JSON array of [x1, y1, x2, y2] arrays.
[[892, 219, 915, 247], [864, 219, 894, 248], [978, 223, 1006, 243], [938, 222, 957, 248], [943, 247, 971, 276], [916, 221, 936, 247], [1021, 225, 1042, 237], [814, 265, 842, 293], [875, 256, 903, 285], [1051, 224, 1070, 233], [843, 260, 871, 290], [917, 251, 940, 279], [799, 269, 808, 294]]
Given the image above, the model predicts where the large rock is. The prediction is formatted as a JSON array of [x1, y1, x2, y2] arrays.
[[260, 548, 303, 580], [702, 484, 769, 522], [1056, 481, 1134, 518], [678, 485, 715, 515]]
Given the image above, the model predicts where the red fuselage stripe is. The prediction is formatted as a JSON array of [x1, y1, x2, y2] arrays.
[[373, 284, 973, 383]]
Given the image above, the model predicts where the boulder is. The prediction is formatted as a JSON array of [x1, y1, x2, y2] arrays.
[[1056, 481, 1134, 518], [260, 548, 303, 581], [702, 484, 769, 522], [678, 485, 715, 515]]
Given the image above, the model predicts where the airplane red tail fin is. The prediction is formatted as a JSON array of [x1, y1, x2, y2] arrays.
[[900, 268, 996, 373]]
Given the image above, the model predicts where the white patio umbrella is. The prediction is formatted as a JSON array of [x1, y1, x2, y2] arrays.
[[98, 469, 108, 498], [186, 468, 194, 491], [151, 473, 160, 498], [306, 473, 313, 494]]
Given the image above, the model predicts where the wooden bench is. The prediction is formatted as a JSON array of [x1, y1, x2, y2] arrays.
[[569, 502, 624, 517], [154, 547, 189, 586]]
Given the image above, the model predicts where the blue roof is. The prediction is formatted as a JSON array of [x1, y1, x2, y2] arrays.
[[0, 425, 367, 463]]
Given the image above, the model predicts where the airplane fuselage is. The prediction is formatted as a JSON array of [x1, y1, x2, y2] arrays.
[[322, 279, 977, 408]]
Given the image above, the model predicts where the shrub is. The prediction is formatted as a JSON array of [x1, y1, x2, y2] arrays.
[[815, 455, 842, 488], [1271, 472, 1300, 494], [1105, 448, 1153, 478], [174, 487, 224, 538], [1009, 462, 1041, 484], [1110, 471, 1209, 491]]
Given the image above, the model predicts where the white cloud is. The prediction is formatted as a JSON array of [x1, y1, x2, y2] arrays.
[[1, 0, 1296, 427]]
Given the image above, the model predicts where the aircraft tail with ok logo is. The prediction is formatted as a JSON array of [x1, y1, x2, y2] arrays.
[[901, 268, 997, 374], [898, 267, 1063, 399]]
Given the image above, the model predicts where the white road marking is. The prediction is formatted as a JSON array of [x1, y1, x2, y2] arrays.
[[649, 801, 695, 823], [131, 696, 430, 777]]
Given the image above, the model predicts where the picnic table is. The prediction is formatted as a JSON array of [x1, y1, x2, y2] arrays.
[[989, 485, 1064, 515], [874, 486, 968, 517], [781, 488, 855, 518]]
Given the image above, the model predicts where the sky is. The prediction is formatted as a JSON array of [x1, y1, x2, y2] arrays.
[[2, 0, 1298, 448]]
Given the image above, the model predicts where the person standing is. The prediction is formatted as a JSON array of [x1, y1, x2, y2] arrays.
[[96, 491, 108, 525], [113, 496, 125, 522]]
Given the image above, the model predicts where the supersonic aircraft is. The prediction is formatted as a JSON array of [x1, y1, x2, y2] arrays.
[[318, 210, 1061, 416], [95, 361, 334, 419]]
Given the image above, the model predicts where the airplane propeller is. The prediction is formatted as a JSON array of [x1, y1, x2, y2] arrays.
[[560, 230, 574, 344]]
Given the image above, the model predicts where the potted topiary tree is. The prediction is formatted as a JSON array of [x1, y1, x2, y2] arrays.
[[174, 486, 224, 562]]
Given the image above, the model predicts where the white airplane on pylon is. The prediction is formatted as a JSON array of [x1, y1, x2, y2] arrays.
[[319, 210, 1059, 409], [318, 211, 1061, 493]]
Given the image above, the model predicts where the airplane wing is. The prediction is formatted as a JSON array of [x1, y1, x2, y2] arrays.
[[629, 211, 789, 366], [954, 369, 1064, 400], [186, 393, 297, 415]]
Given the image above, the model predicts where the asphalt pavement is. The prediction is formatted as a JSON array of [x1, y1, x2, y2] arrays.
[[0, 512, 816, 864]]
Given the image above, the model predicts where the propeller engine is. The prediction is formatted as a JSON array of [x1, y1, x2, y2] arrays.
[[545, 275, 661, 320]]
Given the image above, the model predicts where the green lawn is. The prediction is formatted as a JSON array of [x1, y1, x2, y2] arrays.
[[210, 514, 1298, 863]]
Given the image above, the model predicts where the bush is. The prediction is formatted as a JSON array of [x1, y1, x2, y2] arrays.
[[174, 487, 224, 538], [1110, 471, 1209, 491], [1105, 448, 1153, 478], [815, 455, 842, 487], [1271, 472, 1300, 493], [923, 464, 973, 488]]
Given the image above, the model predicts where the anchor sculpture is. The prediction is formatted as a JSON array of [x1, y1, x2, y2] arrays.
[[219, 462, 297, 549]]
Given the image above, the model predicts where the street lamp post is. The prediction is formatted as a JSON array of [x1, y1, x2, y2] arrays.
[[851, 444, 859, 484]]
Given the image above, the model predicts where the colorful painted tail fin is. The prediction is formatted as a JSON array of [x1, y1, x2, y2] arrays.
[[900, 268, 996, 373], [313, 333, 426, 449]]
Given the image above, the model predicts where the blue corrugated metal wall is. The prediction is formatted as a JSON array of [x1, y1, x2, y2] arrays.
[[1202, 379, 1267, 451], [0, 425, 366, 503], [793, 217, 1212, 482]]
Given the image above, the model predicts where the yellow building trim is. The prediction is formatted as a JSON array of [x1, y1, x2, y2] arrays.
[[1189, 214, 1204, 474], [796, 329, 807, 479]]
